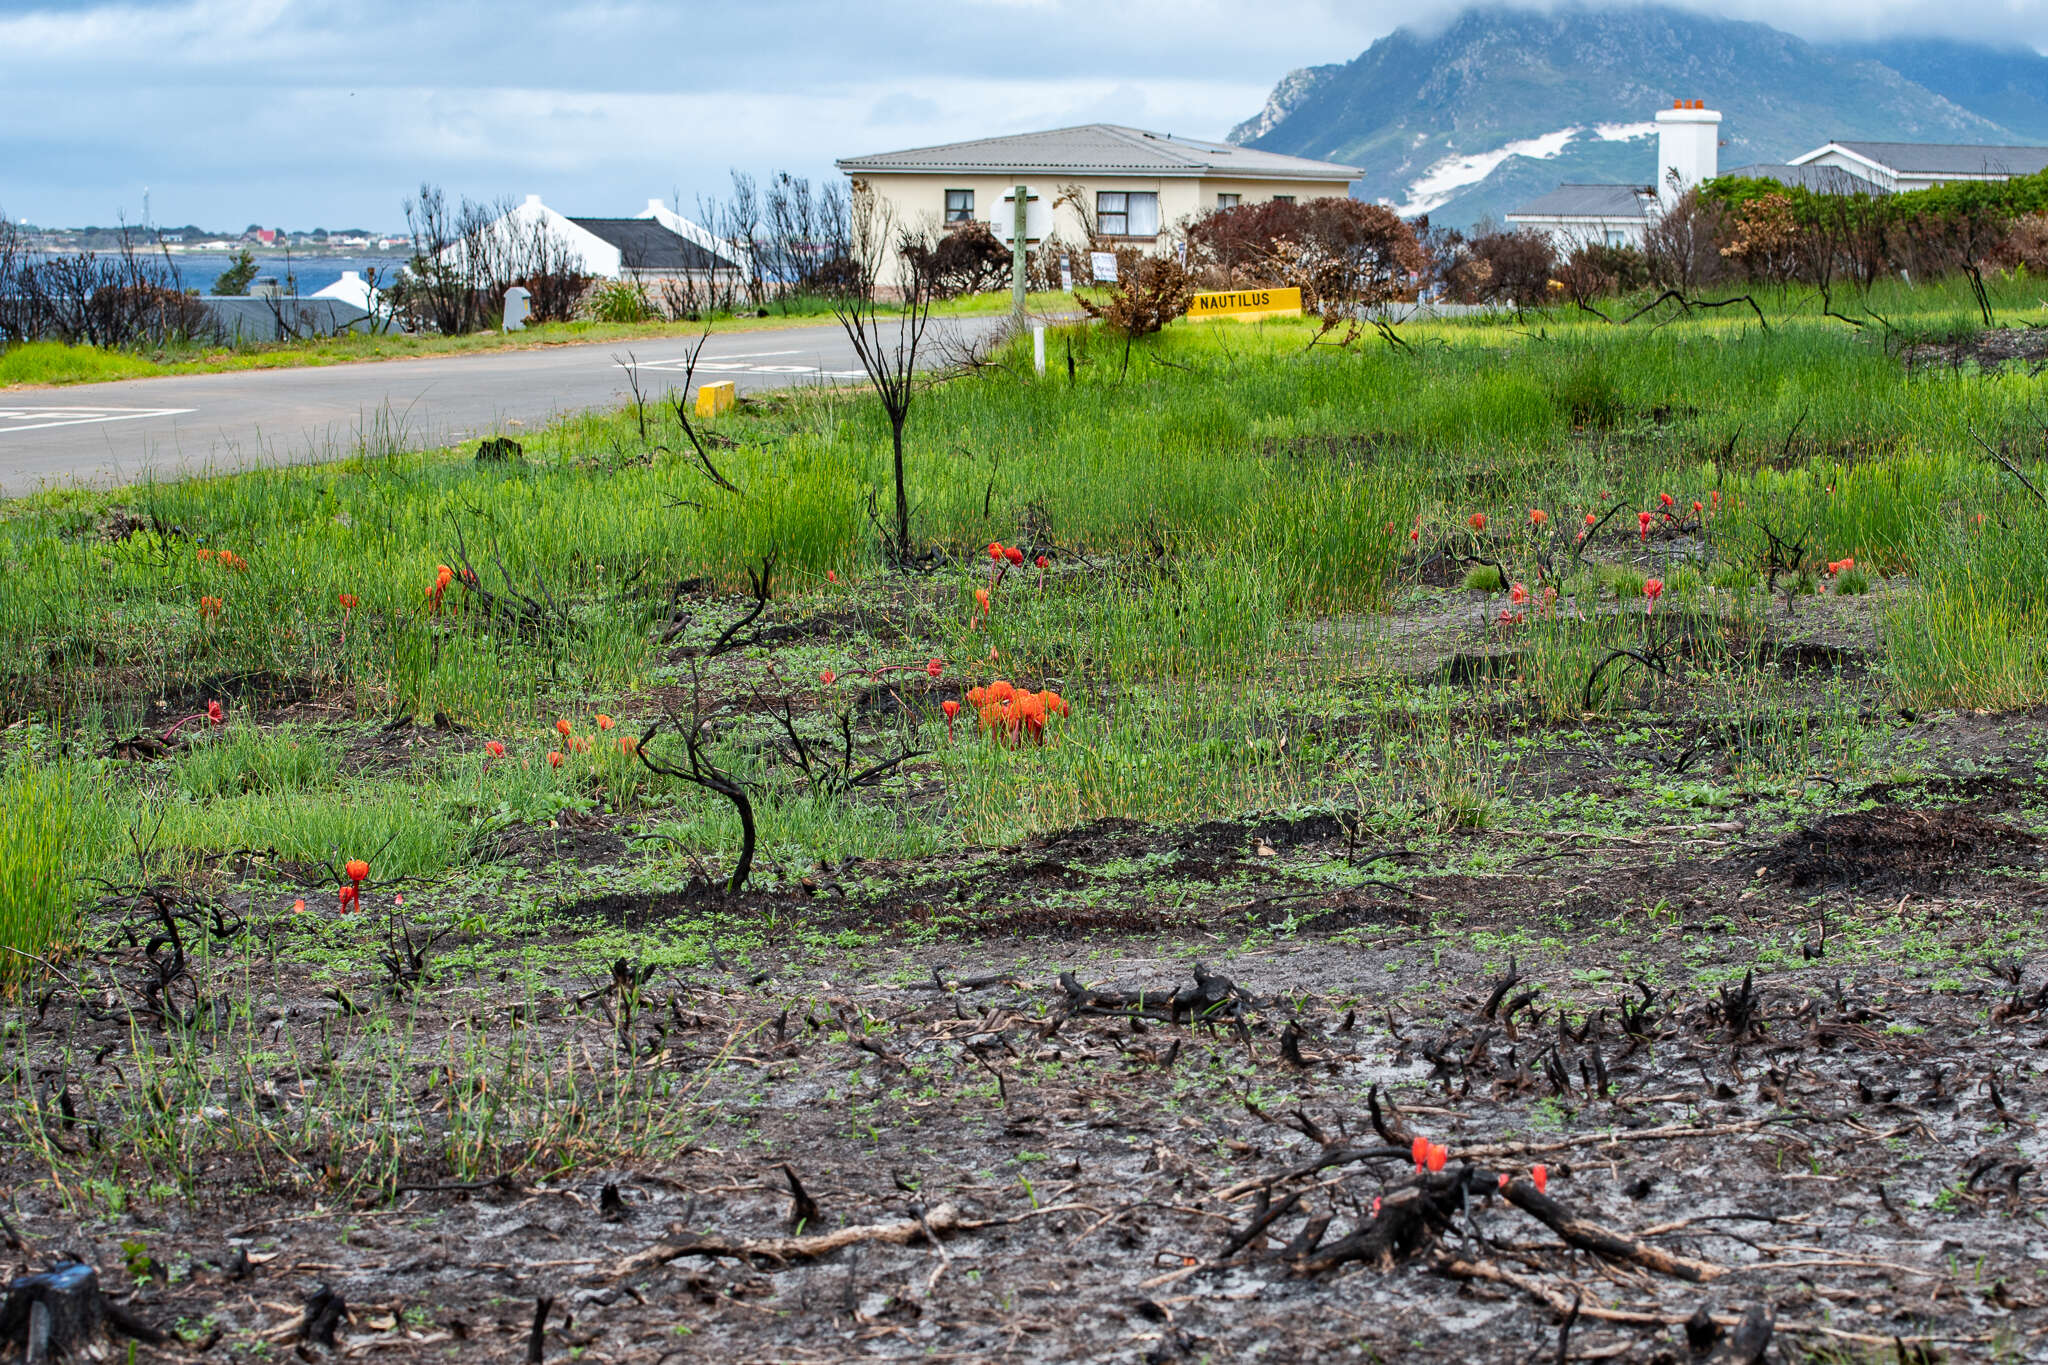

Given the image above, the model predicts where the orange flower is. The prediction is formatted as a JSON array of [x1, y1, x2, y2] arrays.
[[1468, 512, 1487, 531], [555, 718, 573, 737], [1425, 1143, 1448, 1173], [1532, 1164, 1549, 1195], [1585, 512, 1596, 526], [570, 736, 591, 753], [619, 735, 639, 755], [820, 669, 837, 685], [485, 740, 505, 757], [344, 859, 369, 883], [547, 750, 564, 768], [1528, 508, 1548, 527], [1509, 582, 1528, 606], [927, 657, 944, 679], [292, 898, 306, 913], [199, 595, 223, 618], [974, 587, 990, 612], [595, 714, 615, 731], [196, 548, 215, 562], [941, 697, 961, 740], [1005, 546, 1024, 566]]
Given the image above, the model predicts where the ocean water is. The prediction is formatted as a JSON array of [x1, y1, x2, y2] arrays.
[[163, 254, 409, 297]]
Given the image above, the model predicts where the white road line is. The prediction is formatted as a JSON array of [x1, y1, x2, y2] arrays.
[[612, 349, 804, 369], [0, 407, 195, 435]]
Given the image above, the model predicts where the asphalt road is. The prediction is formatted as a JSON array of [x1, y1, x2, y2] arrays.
[[0, 317, 1005, 497]]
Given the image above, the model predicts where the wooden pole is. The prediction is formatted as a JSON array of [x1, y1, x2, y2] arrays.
[[1012, 183, 1028, 318]]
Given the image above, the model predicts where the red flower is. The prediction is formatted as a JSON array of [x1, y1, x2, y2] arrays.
[[1532, 1164, 1548, 1195], [1411, 1136, 1428, 1171], [338, 593, 358, 610], [345, 859, 369, 884], [1585, 512, 1597, 526], [206, 699, 224, 726], [595, 714, 615, 731], [1497, 1172, 1510, 1190], [826, 569, 839, 583], [988, 542, 1005, 561], [338, 885, 357, 911], [927, 657, 944, 679], [1691, 500, 1703, 514], [1035, 554, 1049, 570], [1409, 528, 1419, 542], [1658, 492, 1675, 509], [1637, 511, 1653, 540], [942, 697, 961, 740], [555, 718, 573, 737], [196, 548, 215, 562], [199, 595, 223, 619], [1643, 577, 1664, 615], [1509, 582, 1528, 606], [1468, 512, 1487, 532], [1425, 1143, 1448, 1173], [619, 736, 638, 755], [547, 750, 564, 768], [1528, 508, 1548, 527], [1006, 546, 1024, 566], [974, 587, 990, 612], [820, 669, 837, 685], [484, 740, 505, 757]]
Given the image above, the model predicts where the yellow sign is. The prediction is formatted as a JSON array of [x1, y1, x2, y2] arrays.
[[1185, 287, 1302, 321], [694, 380, 736, 418]]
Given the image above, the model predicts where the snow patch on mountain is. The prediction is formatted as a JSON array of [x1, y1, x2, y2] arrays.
[[1389, 121, 1656, 217]]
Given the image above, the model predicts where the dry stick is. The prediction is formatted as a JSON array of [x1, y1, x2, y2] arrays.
[[607, 1201, 1088, 1279], [1970, 426, 2047, 505], [1437, 1258, 1984, 1350], [1500, 1179, 1724, 1283]]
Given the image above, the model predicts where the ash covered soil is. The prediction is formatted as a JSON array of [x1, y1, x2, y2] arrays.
[[12, 777, 2048, 1364]]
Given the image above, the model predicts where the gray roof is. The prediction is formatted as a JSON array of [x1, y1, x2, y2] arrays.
[[836, 124, 1360, 181], [1720, 163, 1882, 193], [1810, 142, 2048, 178], [568, 217, 737, 271], [1506, 184, 1654, 220]]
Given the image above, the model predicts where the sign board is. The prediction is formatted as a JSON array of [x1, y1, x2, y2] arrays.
[[1089, 251, 1118, 283], [501, 285, 531, 332], [993, 188, 1050, 243], [1184, 287, 1303, 322], [1059, 256, 1073, 293]]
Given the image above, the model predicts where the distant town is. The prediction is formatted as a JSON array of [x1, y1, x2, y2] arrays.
[[11, 222, 409, 254]]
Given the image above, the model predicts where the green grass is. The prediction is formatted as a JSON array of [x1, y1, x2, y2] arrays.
[[4, 271, 2048, 951]]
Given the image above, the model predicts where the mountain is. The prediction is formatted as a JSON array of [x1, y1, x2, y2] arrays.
[[1229, 6, 2038, 229]]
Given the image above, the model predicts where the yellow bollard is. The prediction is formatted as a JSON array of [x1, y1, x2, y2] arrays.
[[694, 381, 736, 418]]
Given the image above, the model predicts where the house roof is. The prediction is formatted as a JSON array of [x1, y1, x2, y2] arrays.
[[1720, 163, 1882, 193], [1505, 184, 1655, 221], [567, 217, 737, 271], [1793, 142, 2048, 178], [836, 124, 1360, 181]]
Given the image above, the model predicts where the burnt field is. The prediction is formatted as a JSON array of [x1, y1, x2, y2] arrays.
[[7, 301, 2048, 1361]]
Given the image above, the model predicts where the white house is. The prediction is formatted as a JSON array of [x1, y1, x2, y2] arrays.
[[836, 124, 1361, 291], [1786, 141, 2048, 193], [310, 269, 382, 312], [1507, 100, 1720, 247], [450, 194, 744, 282], [1508, 103, 2048, 250]]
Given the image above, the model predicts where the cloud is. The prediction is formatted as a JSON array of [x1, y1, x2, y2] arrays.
[[0, 0, 2042, 227]]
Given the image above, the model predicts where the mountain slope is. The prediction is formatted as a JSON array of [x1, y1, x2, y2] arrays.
[[1230, 6, 2021, 228], [1828, 37, 2048, 144]]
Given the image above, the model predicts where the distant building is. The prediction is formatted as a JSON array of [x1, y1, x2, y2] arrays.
[[836, 123, 1361, 292], [1508, 103, 2048, 249], [1507, 100, 1720, 247], [453, 195, 744, 285], [1786, 141, 2048, 193]]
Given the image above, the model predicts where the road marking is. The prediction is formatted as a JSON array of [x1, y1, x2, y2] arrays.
[[610, 355, 867, 381], [0, 406, 195, 435], [613, 349, 802, 371]]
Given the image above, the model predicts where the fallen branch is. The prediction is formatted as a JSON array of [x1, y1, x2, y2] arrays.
[[1500, 1178, 1724, 1282], [612, 1201, 966, 1275]]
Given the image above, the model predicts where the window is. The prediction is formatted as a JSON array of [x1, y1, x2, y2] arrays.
[[945, 189, 974, 222], [1272, 195, 1295, 204], [1096, 190, 1160, 238], [1216, 193, 1240, 209], [1605, 229, 1627, 246]]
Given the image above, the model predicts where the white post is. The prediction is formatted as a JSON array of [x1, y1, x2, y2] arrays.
[[1032, 323, 1046, 378]]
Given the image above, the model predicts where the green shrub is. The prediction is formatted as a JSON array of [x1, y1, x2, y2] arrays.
[[1833, 566, 1872, 596], [1552, 359, 1625, 429], [587, 280, 653, 324], [1463, 565, 1506, 592]]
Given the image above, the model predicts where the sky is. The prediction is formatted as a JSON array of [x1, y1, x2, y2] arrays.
[[4, 0, 2046, 232]]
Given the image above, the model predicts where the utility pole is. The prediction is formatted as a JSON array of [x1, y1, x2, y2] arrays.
[[1011, 183, 1028, 319]]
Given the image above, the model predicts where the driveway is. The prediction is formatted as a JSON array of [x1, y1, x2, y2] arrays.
[[0, 316, 1008, 497]]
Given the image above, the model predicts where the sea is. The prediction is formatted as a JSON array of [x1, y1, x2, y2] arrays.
[[161, 253, 410, 297]]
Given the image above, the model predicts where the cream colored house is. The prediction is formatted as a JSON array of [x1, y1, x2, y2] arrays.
[[835, 124, 1361, 291]]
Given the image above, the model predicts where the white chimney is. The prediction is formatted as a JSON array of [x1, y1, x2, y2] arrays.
[[1655, 101, 1720, 204]]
